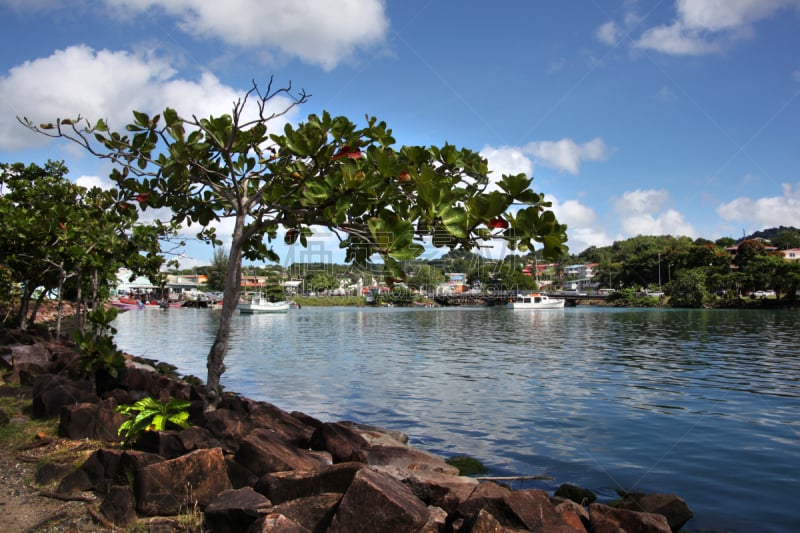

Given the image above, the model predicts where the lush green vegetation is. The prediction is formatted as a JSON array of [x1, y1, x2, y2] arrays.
[[21, 78, 568, 404]]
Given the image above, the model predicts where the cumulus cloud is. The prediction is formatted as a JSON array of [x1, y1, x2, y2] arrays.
[[717, 182, 800, 227], [523, 137, 608, 175], [614, 189, 696, 237], [596, 21, 621, 46], [549, 197, 613, 252], [101, 0, 389, 70], [480, 145, 534, 184], [633, 0, 800, 55], [0, 45, 299, 151]]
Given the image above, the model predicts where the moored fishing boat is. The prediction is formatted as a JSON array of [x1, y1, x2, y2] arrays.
[[237, 293, 290, 314], [508, 293, 565, 309]]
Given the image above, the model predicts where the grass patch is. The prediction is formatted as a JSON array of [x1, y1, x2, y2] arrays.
[[293, 296, 366, 307]]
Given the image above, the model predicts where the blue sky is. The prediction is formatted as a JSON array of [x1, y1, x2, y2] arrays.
[[1, 0, 799, 269]]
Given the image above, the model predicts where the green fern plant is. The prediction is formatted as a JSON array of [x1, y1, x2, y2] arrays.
[[116, 396, 191, 444]]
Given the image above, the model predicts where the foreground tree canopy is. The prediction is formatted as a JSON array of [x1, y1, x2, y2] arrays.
[[22, 79, 568, 404], [0, 161, 164, 334]]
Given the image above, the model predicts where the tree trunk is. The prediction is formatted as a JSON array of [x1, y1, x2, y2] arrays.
[[28, 291, 46, 326], [206, 214, 246, 407], [17, 283, 34, 330]]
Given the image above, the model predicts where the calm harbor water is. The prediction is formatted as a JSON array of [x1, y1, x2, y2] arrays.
[[112, 305, 800, 532]]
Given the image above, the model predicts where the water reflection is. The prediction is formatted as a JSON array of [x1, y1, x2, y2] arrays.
[[113, 306, 800, 532]]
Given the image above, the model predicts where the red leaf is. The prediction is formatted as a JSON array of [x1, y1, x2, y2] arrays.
[[135, 192, 150, 203]]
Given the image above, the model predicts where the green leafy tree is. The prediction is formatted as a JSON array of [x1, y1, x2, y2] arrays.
[[407, 264, 446, 294], [23, 79, 568, 405], [0, 161, 163, 333], [308, 272, 338, 294], [667, 268, 712, 308], [205, 247, 228, 292]]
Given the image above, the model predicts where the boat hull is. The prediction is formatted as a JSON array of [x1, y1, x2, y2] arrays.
[[237, 300, 290, 314], [508, 294, 565, 309]]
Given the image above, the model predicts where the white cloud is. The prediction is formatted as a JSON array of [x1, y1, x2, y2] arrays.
[[635, 22, 719, 55], [0, 45, 300, 151], [614, 189, 696, 237], [596, 21, 621, 46], [547, 197, 613, 253], [523, 137, 608, 175], [480, 145, 534, 183], [74, 174, 114, 190], [634, 0, 800, 56], [676, 0, 799, 31], [101, 0, 389, 70], [717, 182, 800, 227]]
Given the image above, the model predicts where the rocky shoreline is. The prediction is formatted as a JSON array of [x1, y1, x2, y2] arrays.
[[1, 330, 694, 532]]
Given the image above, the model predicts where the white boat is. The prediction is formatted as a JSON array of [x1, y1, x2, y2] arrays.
[[237, 294, 290, 314], [508, 293, 565, 310]]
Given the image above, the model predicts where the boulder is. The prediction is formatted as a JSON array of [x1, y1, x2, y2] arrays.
[[255, 462, 365, 504], [372, 464, 478, 514], [354, 445, 459, 475], [35, 461, 75, 487], [309, 422, 369, 463], [32, 374, 96, 418], [249, 513, 312, 532], [457, 483, 581, 532], [205, 408, 253, 452], [204, 487, 272, 533], [506, 489, 584, 532], [328, 468, 429, 533], [136, 447, 232, 516], [247, 401, 316, 447], [264, 493, 342, 532], [555, 499, 590, 532], [59, 402, 126, 442], [468, 508, 527, 532], [613, 492, 694, 532], [236, 428, 322, 477], [6, 342, 51, 370], [422, 505, 448, 533], [99, 485, 137, 527], [58, 448, 127, 493], [339, 420, 409, 446], [589, 502, 672, 533]]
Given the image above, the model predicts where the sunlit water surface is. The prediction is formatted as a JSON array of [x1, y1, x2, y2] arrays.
[[113, 306, 800, 532]]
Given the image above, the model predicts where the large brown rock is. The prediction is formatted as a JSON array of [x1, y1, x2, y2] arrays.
[[99, 485, 137, 528], [354, 445, 459, 475], [248, 401, 316, 447], [256, 462, 365, 504], [136, 447, 232, 516], [59, 402, 126, 442], [589, 502, 672, 533], [32, 374, 96, 418], [309, 422, 369, 463], [236, 428, 322, 477], [458, 483, 581, 532], [204, 487, 272, 533], [249, 513, 312, 532], [265, 493, 342, 532], [373, 464, 478, 514], [4, 343, 51, 380], [205, 408, 253, 452], [613, 492, 694, 532], [328, 467, 429, 533]]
